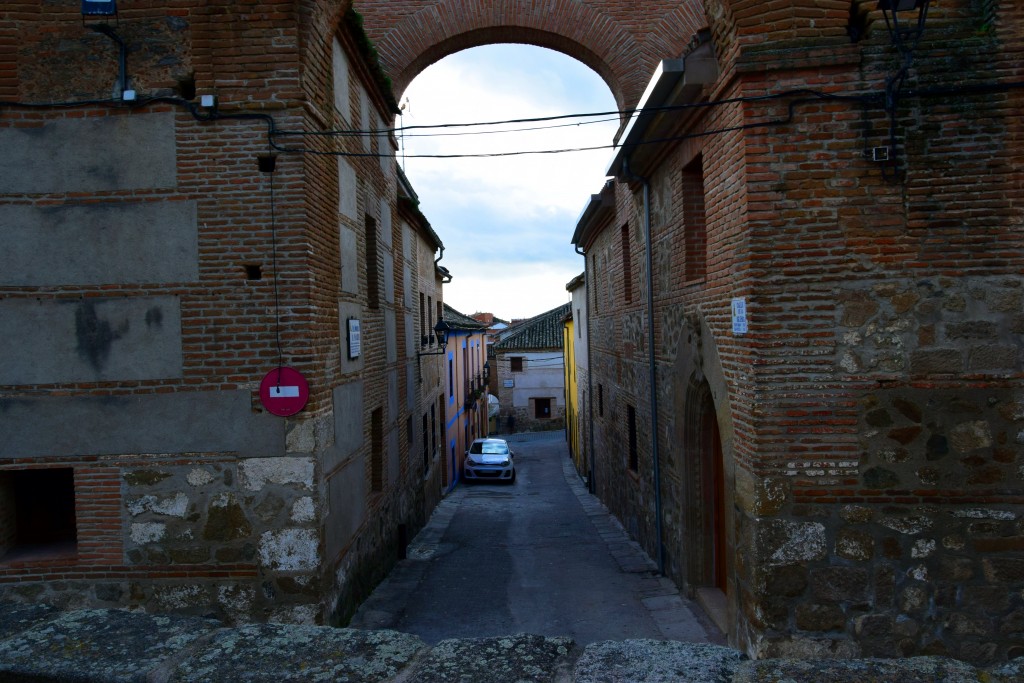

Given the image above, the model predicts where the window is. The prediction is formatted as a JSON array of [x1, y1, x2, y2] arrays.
[[365, 216, 379, 309], [422, 413, 429, 475], [628, 405, 638, 472], [0, 468, 77, 562], [420, 293, 426, 346], [591, 254, 599, 314], [510, 357, 524, 373], [406, 416, 414, 446], [371, 408, 384, 491], [430, 404, 437, 457], [683, 154, 707, 282], [535, 398, 551, 419], [598, 384, 604, 417], [621, 223, 632, 304], [576, 308, 581, 338], [448, 358, 454, 399], [427, 296, 433, 343]]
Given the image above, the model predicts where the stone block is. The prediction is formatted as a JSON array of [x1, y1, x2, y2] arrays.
[[836, 528, 873, 561], [170, 624, 425, 682], [984, 558, 1024, 583], [0, 602, 58, 640], [734, 655, 983, 682], [573, 640, 743, 683], [796, 602, 846, 632], [258, 528, 320, 571], [910, 349, 963, 375], [966, 344, 1015, 370], [810, 567, 870, 603], [760, 520, 827, 565], [240, 457, 314, 491], [0, 608, 220, 681], [411, 634, 574, 683]]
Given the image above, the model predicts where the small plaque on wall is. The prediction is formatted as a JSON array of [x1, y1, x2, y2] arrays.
[[347, 318, 361, 359], [731, 297, 748, 336]]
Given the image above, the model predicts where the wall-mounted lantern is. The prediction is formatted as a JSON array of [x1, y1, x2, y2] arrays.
[[81, 0, 117, 19], [82, 0, 134, 101], [878, 0, 930, 51], [416, 320, 452, 381], [875, 0, 931, 180]]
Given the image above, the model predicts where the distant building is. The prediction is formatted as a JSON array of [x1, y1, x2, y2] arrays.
[[439, 304, 489, 489], [563, 274, 590, 486], [493, 304, 571, 433]]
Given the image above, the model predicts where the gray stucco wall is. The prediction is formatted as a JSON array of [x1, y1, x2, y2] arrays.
[[0, 113, 176, 194], [0, 296, 183, 384], [0, 391, 283, 458], [0, 201, 198, 286]]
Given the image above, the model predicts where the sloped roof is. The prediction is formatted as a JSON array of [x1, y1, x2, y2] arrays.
[[494, 303, 571, 351], [443, 303, 486, 331]]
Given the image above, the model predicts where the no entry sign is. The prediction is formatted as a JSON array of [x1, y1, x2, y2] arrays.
[[259, 366, 310, 417]]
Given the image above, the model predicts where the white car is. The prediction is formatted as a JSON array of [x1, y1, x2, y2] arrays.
[[464, 438, 516, 484]]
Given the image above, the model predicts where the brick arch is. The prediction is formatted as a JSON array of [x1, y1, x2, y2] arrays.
[[356, 0, 710, 116], [390, 25, 632, 115]]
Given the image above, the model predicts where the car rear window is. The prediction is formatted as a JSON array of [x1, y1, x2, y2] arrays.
[[470, 441, 508, 455]]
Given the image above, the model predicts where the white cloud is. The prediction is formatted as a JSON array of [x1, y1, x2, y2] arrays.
[[443, 261, 582, 321], [400, 45, 618, 321]]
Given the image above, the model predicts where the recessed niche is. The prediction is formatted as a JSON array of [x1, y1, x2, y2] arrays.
[[0, 468, 78, 563]]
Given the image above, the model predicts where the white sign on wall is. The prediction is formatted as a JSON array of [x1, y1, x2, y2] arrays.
[[731, 297, 748, 336], [347, 318, 361, 359]]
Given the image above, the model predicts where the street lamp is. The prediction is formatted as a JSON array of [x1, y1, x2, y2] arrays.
[[875, 0, 931, 180], [878, 0, 930, 51], [416, 319, 452, 381]]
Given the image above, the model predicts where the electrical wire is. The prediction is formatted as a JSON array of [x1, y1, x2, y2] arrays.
[[266, 89, 873, 159], [3, 80, 1022, 163], [266, 144, 285, 373]]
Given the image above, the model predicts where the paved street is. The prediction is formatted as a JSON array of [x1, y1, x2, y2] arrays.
[[350, 431, 723, 645]]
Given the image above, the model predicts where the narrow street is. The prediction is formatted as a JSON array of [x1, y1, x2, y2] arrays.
[[350, 431, 723, 646]]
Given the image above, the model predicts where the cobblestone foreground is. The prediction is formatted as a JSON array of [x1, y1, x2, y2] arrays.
[[1, 603, 1022, 682]]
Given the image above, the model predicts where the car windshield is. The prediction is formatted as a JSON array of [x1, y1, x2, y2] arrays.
[[470, 441, 508, 455]]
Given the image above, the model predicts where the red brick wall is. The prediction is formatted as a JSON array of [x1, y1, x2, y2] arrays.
[[570, 0, 1023, 664], [1, 0, 437, 626]]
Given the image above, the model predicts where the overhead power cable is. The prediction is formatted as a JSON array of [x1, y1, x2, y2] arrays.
[[269, 89, 873, 160]]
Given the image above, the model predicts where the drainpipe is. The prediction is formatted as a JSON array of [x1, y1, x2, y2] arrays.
[[435, 246, 452, 283], [621, 158, 665, 576], [575, 243, 597, 493]]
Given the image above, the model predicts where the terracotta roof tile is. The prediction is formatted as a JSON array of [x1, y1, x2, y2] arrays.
[[494, 303, 571, 350]]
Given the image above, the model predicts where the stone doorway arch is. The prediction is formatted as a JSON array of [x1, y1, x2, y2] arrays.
[[672, 311, 736, 635]]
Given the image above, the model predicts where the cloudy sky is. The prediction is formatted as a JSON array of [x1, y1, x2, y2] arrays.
[[397, 44, 620, 321]]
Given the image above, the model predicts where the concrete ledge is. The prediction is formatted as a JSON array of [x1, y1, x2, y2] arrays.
[[0, 606, 1020, 682]]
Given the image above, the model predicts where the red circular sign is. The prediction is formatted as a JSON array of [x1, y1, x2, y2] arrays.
[[259, 366, 310, 417]]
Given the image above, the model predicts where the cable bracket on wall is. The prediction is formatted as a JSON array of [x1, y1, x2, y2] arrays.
[[876, 0, 932, 181]]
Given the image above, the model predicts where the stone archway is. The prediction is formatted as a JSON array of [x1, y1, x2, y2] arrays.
[[671, 310, 737, 635], [354, 0, 714, 114]]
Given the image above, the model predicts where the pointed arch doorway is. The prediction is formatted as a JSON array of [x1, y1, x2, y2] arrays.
[[685, 377, 728, 597]]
